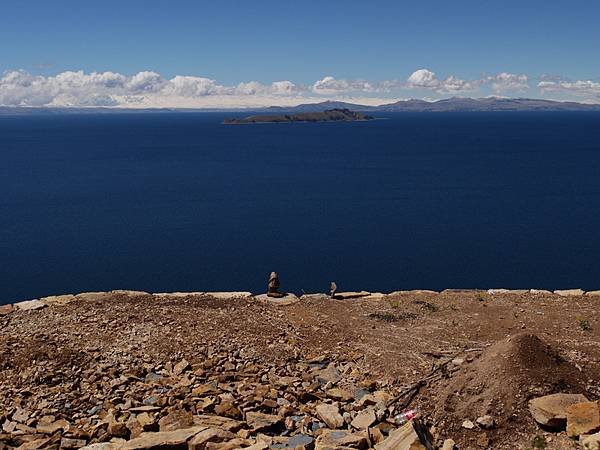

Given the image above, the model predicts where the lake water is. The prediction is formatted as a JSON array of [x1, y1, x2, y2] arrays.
[[2, 111, 600, 302]]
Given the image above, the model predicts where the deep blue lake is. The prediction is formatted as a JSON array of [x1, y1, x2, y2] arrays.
[[1, 111, 600, 302]]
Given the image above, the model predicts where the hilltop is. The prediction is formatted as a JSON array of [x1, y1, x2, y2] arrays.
[[1, 289, 599, 449]]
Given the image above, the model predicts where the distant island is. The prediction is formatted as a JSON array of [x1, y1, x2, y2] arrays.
[[223, 108, 374, 124]]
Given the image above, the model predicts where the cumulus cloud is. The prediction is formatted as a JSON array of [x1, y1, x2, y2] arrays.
[[312, 76, 374, 94], [0, 70, 55, 106], [440, 75, 478, 93], [235, 80, 303, 96], [405, 69, 477, 93], [407, 69, 439, 88], [538, 79, 600, 97], [126, 71, 165, 92], [311, 72, 478, 95], [0, 68, 597, 108], [403, 69, 535, 94], [270, 80, 302, 95], [486, 72, 529, 92], [0, 69, 308, 108], [165, 76, 229, 97]]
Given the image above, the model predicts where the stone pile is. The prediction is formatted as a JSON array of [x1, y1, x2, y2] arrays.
[[0, 291, 436, 449], [0, 350, 429, 449]]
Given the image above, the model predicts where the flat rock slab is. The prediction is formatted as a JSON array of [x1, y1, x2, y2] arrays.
[[316, 429, 368, 449], [204, 292, 253, 299], [554, 289, 585, 297], [374, 422, 422, 450], [193, 415, 243, 432], [153, 292, 204, 298], [440, 289, 480, 294], [120, 426, 207, 449], [364, 292, 385, 300], [586, 290, 600, 296], [388, 290, 438, 296], [530, 289, 553, 294], [332, 291, 371, 299], [314, 364, 342, 385], [14, 299, 46, 311], [300, 293, 331, 300], [245, 412, 281, 432], [188, 428, 237, 450], [75, 292, 110, 302], [487, 289, 529, 295], [255, 294, 299, 306], [326, 387, 354, 402], [111, 290, 151, 296], [41, 294, 76, 306], [0, 304, 14, 315], [351, 408, 376, 429], [529, 393, 589, 428], [566, 401, 600, 437], [316, 403, 344, 429], [487, 289, 510, 295]]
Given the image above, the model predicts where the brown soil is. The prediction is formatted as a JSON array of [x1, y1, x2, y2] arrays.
[[1, 290, 599, 449], [429, 333, 589, 448]]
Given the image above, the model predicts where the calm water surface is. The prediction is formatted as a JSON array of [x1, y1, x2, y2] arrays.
[[1, 112, 600, 301]]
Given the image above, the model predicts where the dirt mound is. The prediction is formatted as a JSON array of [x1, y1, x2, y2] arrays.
[[429, 333, 589, 446]]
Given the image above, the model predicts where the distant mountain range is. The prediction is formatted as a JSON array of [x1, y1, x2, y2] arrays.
[[1, 97, 599, 115], [266, 97, 600, 112]]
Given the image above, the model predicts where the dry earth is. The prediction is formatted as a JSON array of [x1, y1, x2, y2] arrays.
[[0, 290, 599, 449]]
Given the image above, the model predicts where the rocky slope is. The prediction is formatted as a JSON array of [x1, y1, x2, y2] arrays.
[[0, 289, 599, 449]]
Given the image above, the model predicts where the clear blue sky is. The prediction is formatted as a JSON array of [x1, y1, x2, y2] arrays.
[[1, 0, 599, 107]]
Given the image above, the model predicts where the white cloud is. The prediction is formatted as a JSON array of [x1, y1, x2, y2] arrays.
[[407, 69, 439, 88], [406, 69, 477, 93], [487, 72, 529, 92], [312, 76, 374, 94], [270, 80, 301, 95], [165, 76, 229, 97], [0, 70, 55, 106], [439, 75, 478, 93], [126, 71, 165, 92], [235, 80, 302, 96], [538, 79, 600, 97], [0, 68, 597, 108], [0, 69, 312, 107], [405, 69, 532, 94]]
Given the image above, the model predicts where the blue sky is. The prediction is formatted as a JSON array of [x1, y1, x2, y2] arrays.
[[1, 0, 599, 107]]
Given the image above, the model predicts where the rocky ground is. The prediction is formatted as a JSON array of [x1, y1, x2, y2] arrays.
[[0, 289, 599, 449]]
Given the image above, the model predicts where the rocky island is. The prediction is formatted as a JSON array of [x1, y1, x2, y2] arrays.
[[1, 287, 599, 449], [223, 108, 374, 124]]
